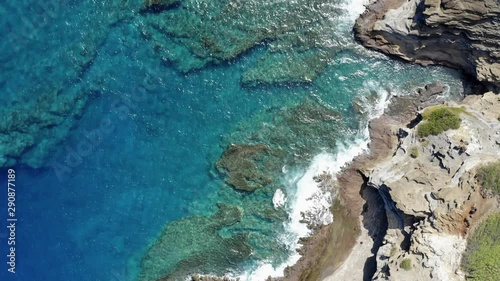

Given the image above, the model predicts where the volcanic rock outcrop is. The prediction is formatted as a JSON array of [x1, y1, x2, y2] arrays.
[[368, 93, 499, 280], [317, 82, 500, 281], [355, 0, 500, 89], [350, 90, 499, 281]]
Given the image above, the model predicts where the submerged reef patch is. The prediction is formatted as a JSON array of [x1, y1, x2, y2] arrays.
[[140, 0, 344, 84], [217, 99, 345, 191], [143, 0, 180, 12], [139, 203, 251, 281], [0, 0, 141, 168], [216, 144, 274, 192], [0, 88, 90, 168], [253, 99, 344, 163], [140, 98, 347, 280]]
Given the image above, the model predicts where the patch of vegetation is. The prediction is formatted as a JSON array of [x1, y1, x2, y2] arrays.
[[390, 245, 398, 257], [409, 146, 419, 158], [418, 106, 464, 137], [462, 213, 500, 280], [420, 139, 430, 147], [476, 161, 500, 196], [400, 258, 412, 271], [421, 105, 466, 119]]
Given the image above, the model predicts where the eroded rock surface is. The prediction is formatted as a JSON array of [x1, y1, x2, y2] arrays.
[[364, 92, 500, 281], [355, 0, 500, 89], [315, 83, 499, 281]]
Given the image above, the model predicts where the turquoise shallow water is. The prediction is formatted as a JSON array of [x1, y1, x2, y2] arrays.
[[0, 0, 465, 280]]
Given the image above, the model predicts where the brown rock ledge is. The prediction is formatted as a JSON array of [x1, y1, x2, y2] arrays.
[[354, 0, 500, 90]]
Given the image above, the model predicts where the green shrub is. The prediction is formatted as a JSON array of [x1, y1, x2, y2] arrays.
[[418, 106, 462, 137], [409, 147, 419, 158], [400, 258, 412, 271], [462, 213, 500, 280], [476, 161, 500, 195]]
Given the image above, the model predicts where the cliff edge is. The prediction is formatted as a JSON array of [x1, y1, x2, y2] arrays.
[[354, 0, 500, 89], [325, 88, 500, 281]]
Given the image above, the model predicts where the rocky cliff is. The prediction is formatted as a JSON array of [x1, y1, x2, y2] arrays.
[[327, 88, 500, 281], [184, 84, 499, 281], [354, 0, 500, 89], [368, 92, 499, 281]]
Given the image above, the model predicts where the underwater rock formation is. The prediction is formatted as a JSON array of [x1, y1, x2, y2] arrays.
[[139, 203, 251, 281], [217, 99, 344, 192], [216, 144, 273, 192], [139, 0, 345, 85], [143, 0, 180, 12], [0, 88, 90, 168], [355, 0, 500, 89], [137, 98, 346, 281], [0, 0, 140, 168]]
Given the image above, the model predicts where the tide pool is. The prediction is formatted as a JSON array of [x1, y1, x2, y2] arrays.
[[0, 0, 466, 280]]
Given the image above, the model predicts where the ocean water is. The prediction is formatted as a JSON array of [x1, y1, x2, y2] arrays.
[[0, 0, 466, 280]]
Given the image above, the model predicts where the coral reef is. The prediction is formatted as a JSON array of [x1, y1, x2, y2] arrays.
[[216, 144, 273, 192], [0, 0, 140, 168], [139, 0, 345, 85], [143, 0, 180, 12], [139, 203, 251, 281], [0, 88, 90, 168], [217, 99, 344, 193]]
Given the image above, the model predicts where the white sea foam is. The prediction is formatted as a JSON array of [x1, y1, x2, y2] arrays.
[[238, 147, 371, 280], [237, 0, 391, 279], [272, 189, 286, 209], [343, 0, 370, 22], [238, 91, 390, 280]]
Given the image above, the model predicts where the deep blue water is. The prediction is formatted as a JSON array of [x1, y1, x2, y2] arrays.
[[0, 0, 466, 280]]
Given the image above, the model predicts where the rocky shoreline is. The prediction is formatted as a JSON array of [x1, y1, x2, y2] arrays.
[[354, 0, 500, 90], [278, 1, 500, 280], [284, 83, 499, 281], [189, 80, 500, 281], [185, 0, 500, 279]]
